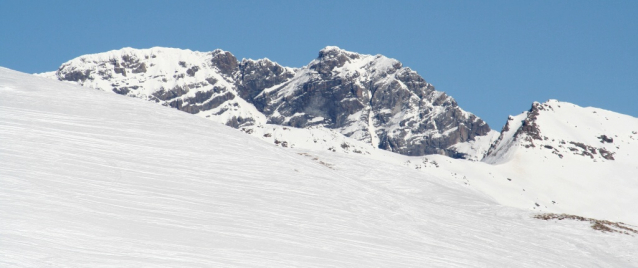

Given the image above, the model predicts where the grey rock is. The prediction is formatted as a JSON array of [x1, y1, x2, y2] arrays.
[[132, 63, 147, 74], [236, 58, 295, 106], [253, 47, 491, 157], [61, 69, 91, 82], [211, 50, 238, 76]]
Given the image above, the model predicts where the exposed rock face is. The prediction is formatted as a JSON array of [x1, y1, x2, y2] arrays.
[[42, 46, 492, 158], [236, 58, 295, 106], [484, 102, 551, 160], [44, 48, 271, 129], [210, 50, 239, 76], [515, 102, 544, 148], [251, 47, 491, 156]]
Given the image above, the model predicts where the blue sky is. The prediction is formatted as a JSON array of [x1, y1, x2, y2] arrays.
[[1, 0, 636, 127]]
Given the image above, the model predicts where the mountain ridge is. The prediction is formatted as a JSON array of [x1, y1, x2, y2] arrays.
[[40, 46, 492, 158]]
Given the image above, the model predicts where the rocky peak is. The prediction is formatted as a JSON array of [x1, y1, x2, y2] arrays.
[[42, 46, 494, 159], [210, 49, 238, 77], [310, 46, 361, 76], [515, 102, 544, 146], [236, 58, 295, 107], [484, 101, 553, 161], [252, 47, 492, 157], [316, 46, 359, 60]]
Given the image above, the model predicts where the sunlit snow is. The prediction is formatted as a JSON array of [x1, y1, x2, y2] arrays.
[[2, 68, 637, 267]]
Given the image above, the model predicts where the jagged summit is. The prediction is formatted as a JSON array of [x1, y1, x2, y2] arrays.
[[319, 45, 344, 52], [310, 46, 364, 76], [316, 45, 357, 57], [257, 48, 492, 156], [40, 46, 493, 158]]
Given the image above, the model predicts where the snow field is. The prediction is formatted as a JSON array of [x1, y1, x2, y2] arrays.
[[2, 68, 637, 267]]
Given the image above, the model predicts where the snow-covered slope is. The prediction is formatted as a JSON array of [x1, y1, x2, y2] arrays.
[[447, 129, 500, 161], [401, 100, 638, 225], [40, 46, 492, 158], [3, 68, 638, 267], [484, 100, 636, 164]]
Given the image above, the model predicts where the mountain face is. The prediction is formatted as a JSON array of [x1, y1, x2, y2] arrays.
[[41, 46, 491, 158]]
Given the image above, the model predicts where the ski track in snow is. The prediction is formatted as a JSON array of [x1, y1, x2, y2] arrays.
[[1, 68, 638, 267]]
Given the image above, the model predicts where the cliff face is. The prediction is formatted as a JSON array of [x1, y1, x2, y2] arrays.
[[43, 46, 491, 158], [252, 46, 491, 156]]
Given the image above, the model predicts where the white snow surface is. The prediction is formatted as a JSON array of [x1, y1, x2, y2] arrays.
[[2, 68, 638, 267], [404, 100, 638, 225], [240, 124, 375, 155], [448, 130, 500, 161]]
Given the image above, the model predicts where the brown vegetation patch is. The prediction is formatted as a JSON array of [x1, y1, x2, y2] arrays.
[[297, 153, 335, 169], [534, 213, 638, 235]]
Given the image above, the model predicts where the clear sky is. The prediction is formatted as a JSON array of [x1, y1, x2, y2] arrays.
[[1, 0, 636, 127]]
